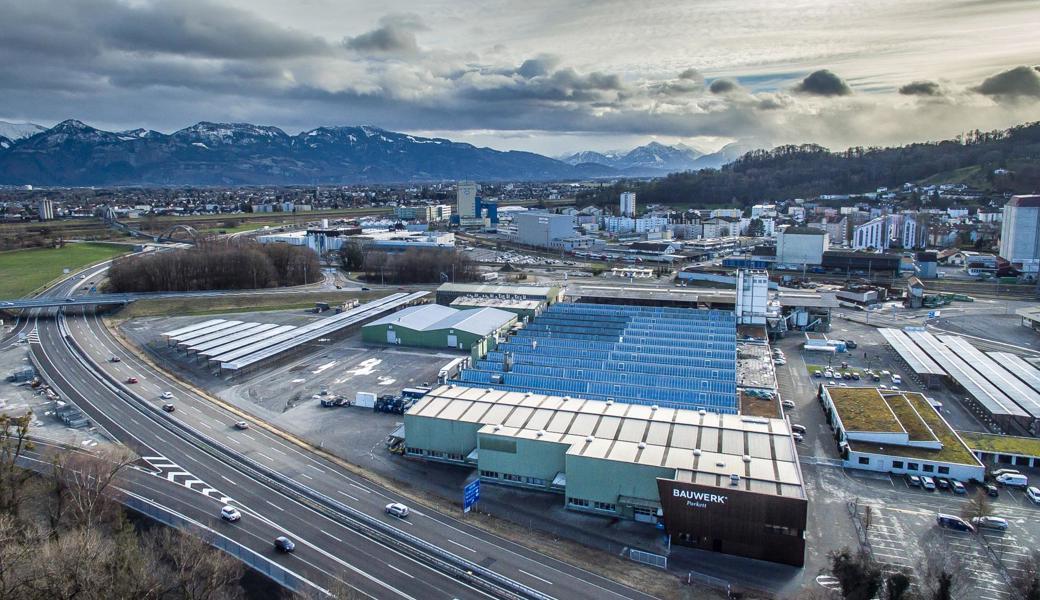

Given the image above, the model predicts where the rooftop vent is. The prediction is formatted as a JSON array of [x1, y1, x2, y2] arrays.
[[606, 400, 614, 405], [693, 449, 702, 457], [742, 455, 751, 463], [562, 396, 571, 401], [536, 430, 545, 437], [585, 435, 595, 443], [638, 442, 646, 449], [486, 387, 494, 392], [650, 405, 659, 411], [699, 409, 707, 415], [716, 461, 725, 468], [493, 424, 502, 432], [448, 384, 456, 389]]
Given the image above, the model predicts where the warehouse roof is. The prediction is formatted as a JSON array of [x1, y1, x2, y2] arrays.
[[437, 282, 559, 297], [366, 304, 515, 336], [409, 385, 804, 499], [957, 431, 1040, 458], [450, 296, 545, 312]]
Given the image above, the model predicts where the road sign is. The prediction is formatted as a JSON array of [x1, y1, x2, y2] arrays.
[[463, 479, 480, 513]]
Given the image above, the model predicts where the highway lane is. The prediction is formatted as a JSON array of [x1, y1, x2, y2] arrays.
[[69, 309, 656, 600], [31, 316, 496, 600]]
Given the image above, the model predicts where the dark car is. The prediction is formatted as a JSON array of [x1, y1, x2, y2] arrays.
[[906, 474, 922, 487], [985, 484, 1000, 498], [936, 477, 951, 490], [843, 372, 852, 380], [851, 372, 861, 380], [936, 513, 975, 533], [361, 287, 371, 291], [274, 536, 295, 553], [845, 340, 858, 349], [161, 403, 175, 413]]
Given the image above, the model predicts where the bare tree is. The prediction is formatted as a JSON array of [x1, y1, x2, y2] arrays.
[[961, 491, 993, 523], [49, 446, 136, 530], [0, 411, 35, 516], [1013, 550, 1040, 600], [152, 528, 244, 600], [827, 547, 882, 600], [917, 537, 970, 600]]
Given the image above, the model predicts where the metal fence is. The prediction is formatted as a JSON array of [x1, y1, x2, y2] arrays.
[[628, 548, 668, 569], [687, 570, 732, 596]]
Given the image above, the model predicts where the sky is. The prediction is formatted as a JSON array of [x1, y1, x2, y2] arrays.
[[1, 0, 1040, 155]]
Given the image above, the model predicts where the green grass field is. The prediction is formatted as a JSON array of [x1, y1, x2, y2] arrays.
[[0, 242, 130, 298]]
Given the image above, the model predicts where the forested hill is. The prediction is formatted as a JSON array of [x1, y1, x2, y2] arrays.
[[579, 122, 1040, 207]]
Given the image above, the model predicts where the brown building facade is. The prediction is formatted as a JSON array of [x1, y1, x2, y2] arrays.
[[657, 478, 808, 567]]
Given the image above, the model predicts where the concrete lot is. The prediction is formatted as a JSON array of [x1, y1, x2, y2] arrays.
[[0, 342, 108, 448], [773, 313, 1040, 599]]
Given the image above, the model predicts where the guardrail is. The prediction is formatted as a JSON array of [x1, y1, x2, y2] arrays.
[[57, 315, 552, 600], [122, 492, 317, 594]]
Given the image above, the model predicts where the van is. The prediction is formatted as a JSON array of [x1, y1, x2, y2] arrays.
[[996, 473, 1029, 488], [1027, 486, 1040, 504], [936, 513, 975, 533]]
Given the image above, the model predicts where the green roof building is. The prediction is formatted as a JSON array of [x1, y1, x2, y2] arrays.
[[362, 304, 517, 356]]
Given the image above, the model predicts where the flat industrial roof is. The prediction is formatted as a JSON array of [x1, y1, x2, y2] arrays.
[[409, 384, 804, 499], [957, 430, 1040, 458], [365, 304, 515, 337], [827, 387, 981, 466], [879, 328, 944, 376], [437, 282, 558, 296]]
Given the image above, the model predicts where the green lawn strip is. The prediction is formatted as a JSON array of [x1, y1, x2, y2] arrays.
[[0, 242, 129, 298]]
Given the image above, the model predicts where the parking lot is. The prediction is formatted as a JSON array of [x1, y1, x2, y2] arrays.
[[773, 314, 1040, 598]]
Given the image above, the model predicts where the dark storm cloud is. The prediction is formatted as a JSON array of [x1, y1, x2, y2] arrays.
[[974, 66, 1040, 98], [899, 80, 943, 96], [794, 69, 852, 96], [708, 78, 739, 94], [344, 14, 426, 55]]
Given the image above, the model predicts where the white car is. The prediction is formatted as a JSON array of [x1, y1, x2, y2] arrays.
[[385, 502, 410, 518], [781, 399, 796, 410], [1026, 486, 1040, 505], [160, 391, 173, 400], [220, 506, 241, 522]]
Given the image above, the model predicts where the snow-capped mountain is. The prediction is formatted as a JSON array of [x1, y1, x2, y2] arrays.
[[0, 120, 46, 141], [560, 141, 705, 174], [0, 120, 615, 185]]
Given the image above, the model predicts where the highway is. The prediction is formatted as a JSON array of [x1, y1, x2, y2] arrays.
[[18, 266, 656, 599]]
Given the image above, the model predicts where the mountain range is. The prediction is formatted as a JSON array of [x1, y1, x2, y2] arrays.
[[558, 141, 751, 172], [0, 120, 742, 186]]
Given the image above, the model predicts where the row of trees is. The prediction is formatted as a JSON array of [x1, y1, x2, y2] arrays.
[[338, 242, 479, 284], [579, 121, 1040, 207], [107, 240, 321, 292]]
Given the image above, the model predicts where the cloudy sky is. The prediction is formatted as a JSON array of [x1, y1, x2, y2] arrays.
[[2, 0, 1040, 155]]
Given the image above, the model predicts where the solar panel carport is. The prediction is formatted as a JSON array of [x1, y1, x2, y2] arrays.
[[161, 319, 226, 339], [165, 320, 243, 345], [177, 322, 266, 349], [217, 292, 429, 374], [878, 328, 944, 388], [196, 325, 297, 361], [905, 330, 1033, 434], [186, 323, 284, 355]]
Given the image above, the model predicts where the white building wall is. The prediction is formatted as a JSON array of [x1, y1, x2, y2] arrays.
[[619, 192, 636, 217], [1001, 199, 1040, 273], [457, 181, 477, 219], [853, 217, 889, 250], [776, 231, 829, 265], [735, 270, 769, 325], [514, 212, 576, 248]]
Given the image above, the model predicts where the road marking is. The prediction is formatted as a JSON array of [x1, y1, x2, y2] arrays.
[[270, 447, 286, 456], [519, 569, 553, 585], [220, 475, 237, 486], [228, 437, 241, 445], [321, 529, 343, 543], [265, 500, 284, 511], [349, 482, 372, 493], [385, 563, 414, 579], [199, 422, 213, 430], [240, 433, 256, 441], [337, 490, 359, 502], [256, 452, 274, 462], [300, 473, 313, 480], [306, 464, 325, 473], [447, 539, 477, 553]]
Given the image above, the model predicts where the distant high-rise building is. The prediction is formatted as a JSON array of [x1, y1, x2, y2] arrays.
[[619, 192, 636, 217], [1000, 195, 1040, 274], [37, 199, 54, 221], [457, 181, 477, 219]]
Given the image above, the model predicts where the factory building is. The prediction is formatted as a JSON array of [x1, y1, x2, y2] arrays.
[[403, 385, 806, 566], [775, 226, 829, 267], [362, 304, 516, 354], [435, 282, 563, 307], [512, 211, 576, 249], [821, 386, 985, 482], [448, 296, 546, 320]]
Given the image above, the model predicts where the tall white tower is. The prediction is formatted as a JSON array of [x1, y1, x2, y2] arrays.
[[735, 269, 769, 325], [620, 192, 636, 217]]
